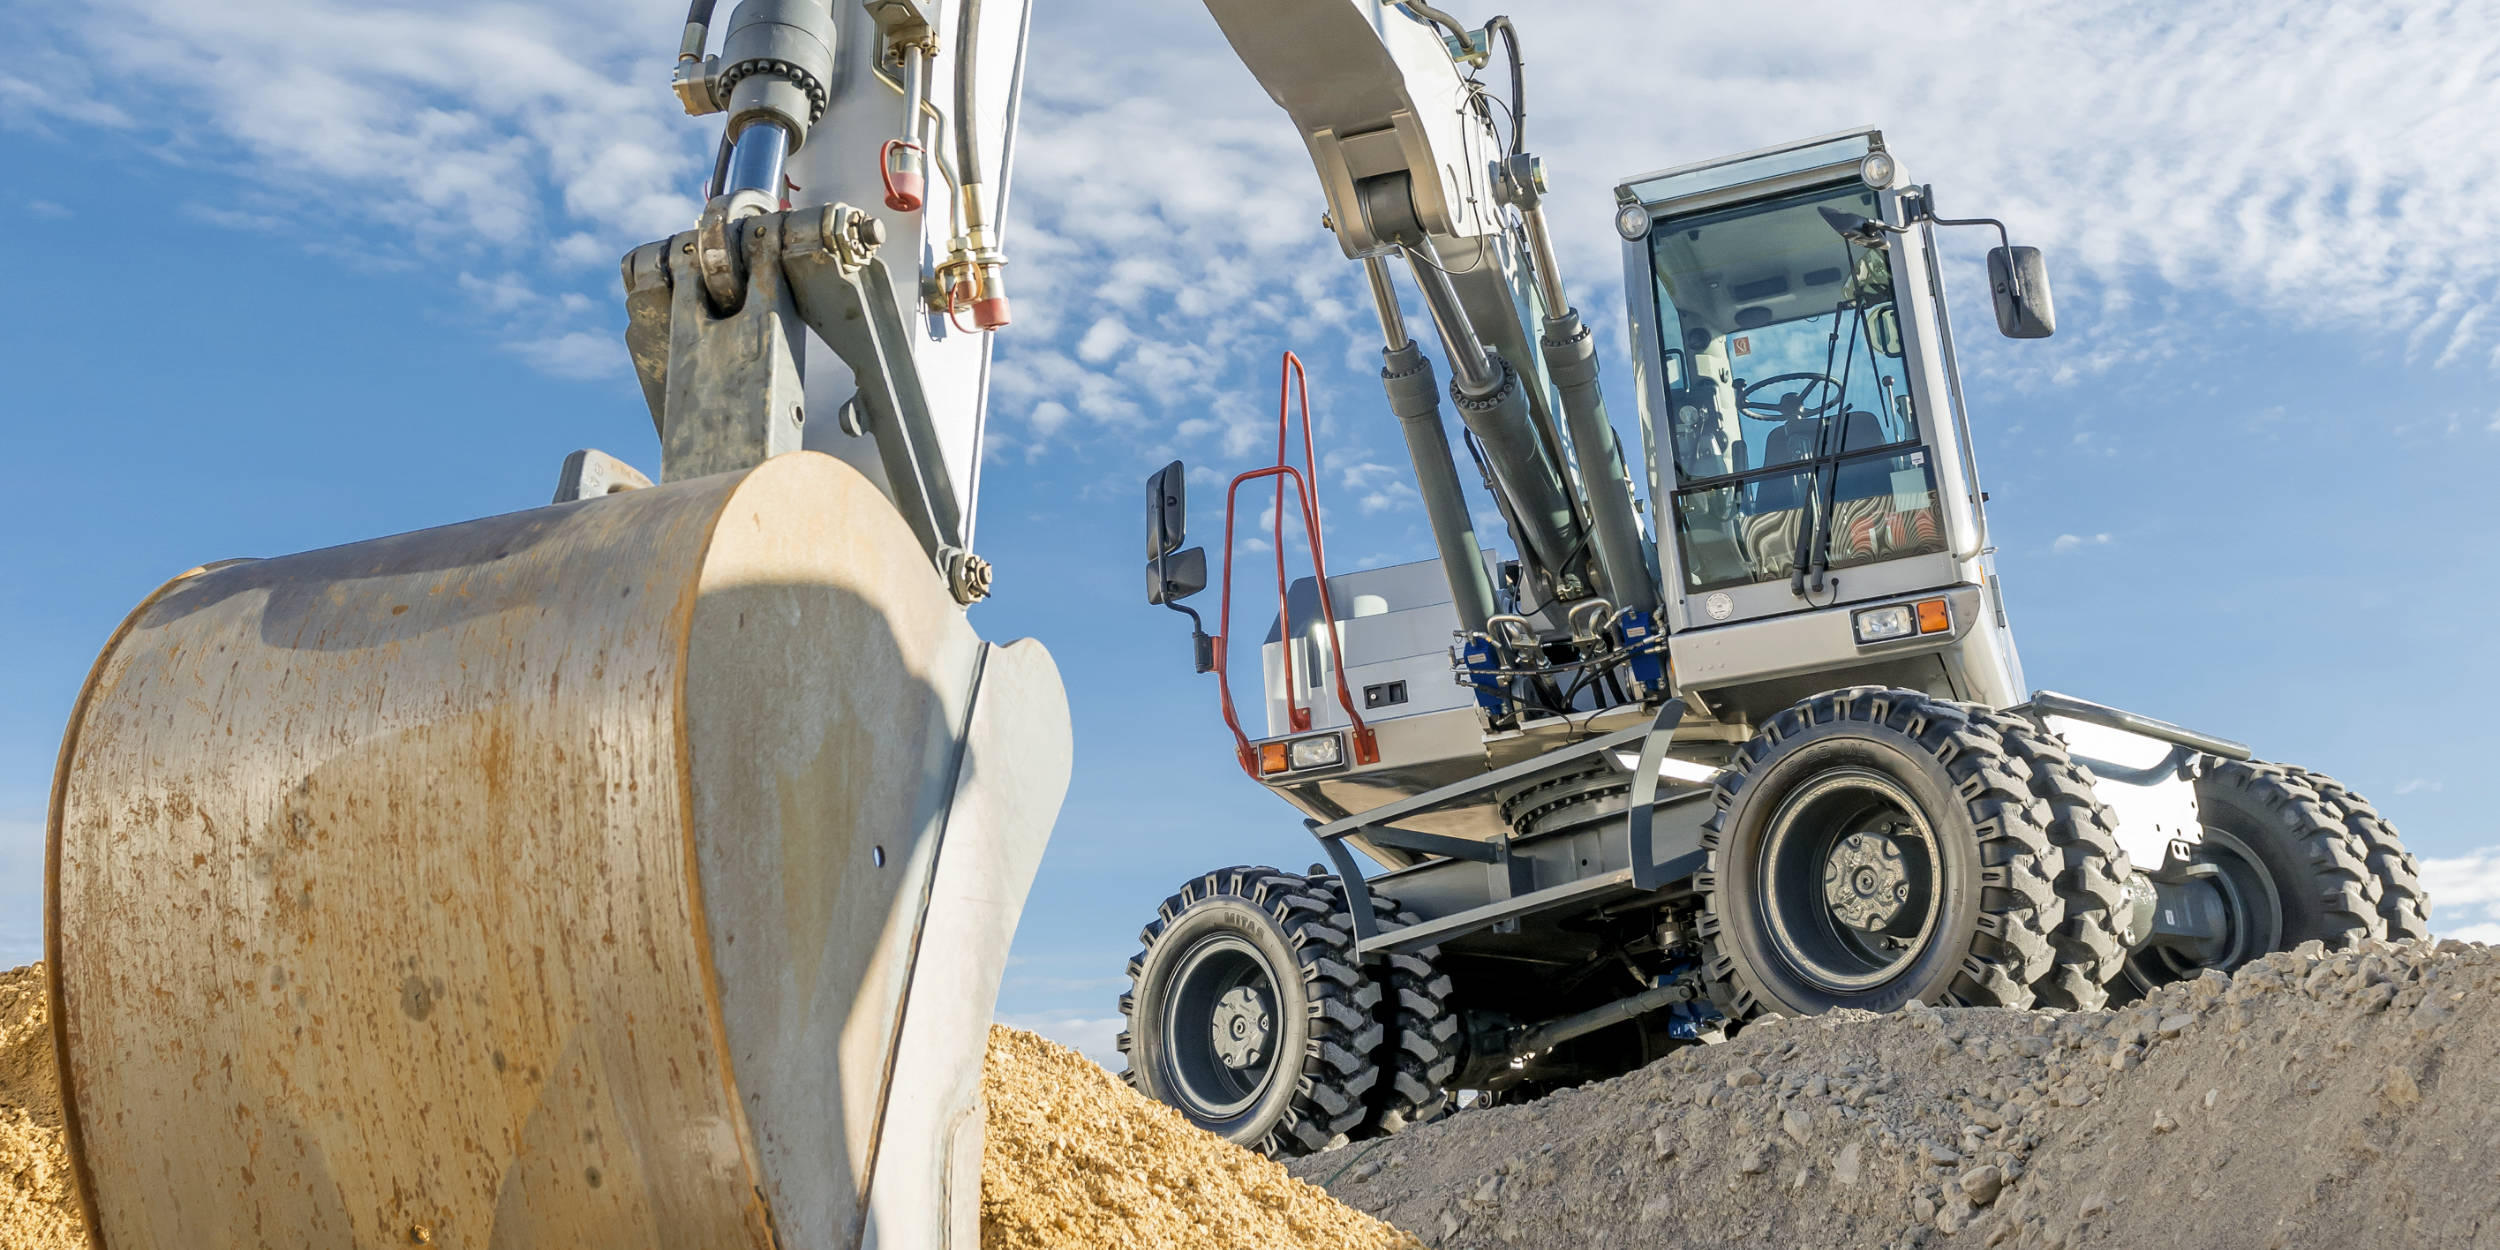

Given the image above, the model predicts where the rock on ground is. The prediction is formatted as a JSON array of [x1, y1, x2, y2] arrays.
[[1293, 939, 2500, 1250], [0, 965, 85, 1250]]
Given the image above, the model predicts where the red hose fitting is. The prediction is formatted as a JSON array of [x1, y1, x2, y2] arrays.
[[879, 139, 925, 213]]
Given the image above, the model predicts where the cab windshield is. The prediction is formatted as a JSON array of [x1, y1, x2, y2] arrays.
[[1649, 182, 1942, 594]]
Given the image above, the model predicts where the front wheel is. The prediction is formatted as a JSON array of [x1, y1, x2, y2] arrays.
[[1698, 688, 2063, 1021], [1117, 867, 1381, 1157]]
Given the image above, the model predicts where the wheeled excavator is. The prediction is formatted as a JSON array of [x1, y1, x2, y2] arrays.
[[38, 1, 2432, 1247], [1123, 1, 2435, 1158]]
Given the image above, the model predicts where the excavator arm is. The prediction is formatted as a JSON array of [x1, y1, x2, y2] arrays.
[[45, 2, 1648, 1247]]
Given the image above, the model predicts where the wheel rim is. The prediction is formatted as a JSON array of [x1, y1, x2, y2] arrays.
[[2131, 826, 2282, 987], [1158, 933, 1282, 1119], [1755, 767, 1943, 993]]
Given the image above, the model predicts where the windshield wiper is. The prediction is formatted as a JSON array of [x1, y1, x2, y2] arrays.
[[1792, 247, 1867, 598]]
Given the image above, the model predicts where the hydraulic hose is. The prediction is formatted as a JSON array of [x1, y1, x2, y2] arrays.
[[947, 0, 1010, 326], [1397, 1, 1473, 53], [679, 0, 718, 60], [1484, 15, 1522, 155], [955, 0, 983, 185]]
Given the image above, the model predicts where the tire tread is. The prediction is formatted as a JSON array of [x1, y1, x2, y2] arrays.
[[1699, 687, 2062, 1021], [1116, 865, 1384, 1158]]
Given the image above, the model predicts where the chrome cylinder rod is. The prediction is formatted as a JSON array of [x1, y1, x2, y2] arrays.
[[1364, 254, 1410, 350], [1519, 202, 1570, 316], [1402, 238, 1502, 396], [726, 121, 791, 198]]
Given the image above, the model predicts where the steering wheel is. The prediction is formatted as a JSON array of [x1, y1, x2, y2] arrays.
[[1738, 372, 1844, 420]]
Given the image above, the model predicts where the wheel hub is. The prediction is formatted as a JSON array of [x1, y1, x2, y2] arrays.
[[1823, 829, 1912, 931], [1209, 985, 1272, 1069], [1755, 766, 1943, 994]]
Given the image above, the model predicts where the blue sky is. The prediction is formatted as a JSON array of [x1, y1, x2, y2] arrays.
[[4, 0, 2499, 1062]]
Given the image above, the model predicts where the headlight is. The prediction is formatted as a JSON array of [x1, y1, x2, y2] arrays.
[[1859, 150, 1898, 189], [1853, 597, 1952, 645], [1287, 733, 1344, 770], [1852, 604, 1915, 644], [1615, 203, 1650, 241]]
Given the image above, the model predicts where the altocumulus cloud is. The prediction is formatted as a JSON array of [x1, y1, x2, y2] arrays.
[[16, 0, 2499, 479]]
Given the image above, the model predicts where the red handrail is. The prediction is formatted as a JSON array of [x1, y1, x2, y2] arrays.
[[1209, 352, 1380, 779]]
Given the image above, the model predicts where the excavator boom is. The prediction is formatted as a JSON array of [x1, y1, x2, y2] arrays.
[[45, 0, 1638, 1244]]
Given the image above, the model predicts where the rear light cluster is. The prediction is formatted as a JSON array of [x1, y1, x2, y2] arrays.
[[1852, 597, 1952, 645], [1258, 732, 1345, 776]]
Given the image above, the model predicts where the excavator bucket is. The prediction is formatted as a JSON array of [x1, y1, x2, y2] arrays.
[[45, 451, 1070, 1249]]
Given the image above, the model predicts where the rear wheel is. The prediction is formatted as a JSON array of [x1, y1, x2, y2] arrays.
[[1355, 896, 1461, 1136], [2295, 769, 2432, 940], [2125, 760, 2385, 992], [1698, 688, 2062, 1021], [1978, 711, 2134, 1011], [1118, 867, 1381, 1157]]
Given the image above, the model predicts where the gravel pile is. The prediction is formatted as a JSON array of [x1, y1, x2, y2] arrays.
[[1294, 939, 2499, 1249]]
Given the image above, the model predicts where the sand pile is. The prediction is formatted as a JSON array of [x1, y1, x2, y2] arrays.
[[981, 1025, 1421, 1248], [1294, 938, 2500, 1249], [1, 964, 84, 1250]]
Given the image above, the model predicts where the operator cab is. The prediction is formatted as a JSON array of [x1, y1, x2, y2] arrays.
[[1619, 129, 2046, 719]]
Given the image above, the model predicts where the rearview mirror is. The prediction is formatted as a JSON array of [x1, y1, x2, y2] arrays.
[[1866, 306, 1903, 358], [1147, 460, 1188, 558], [1987, 246, 2056, 338], [1148, 546, 1207, 605]]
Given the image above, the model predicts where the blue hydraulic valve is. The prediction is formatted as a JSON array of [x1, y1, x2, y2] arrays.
[[1459, 635, 1508, 715], [1617, 608, 1667, 698]]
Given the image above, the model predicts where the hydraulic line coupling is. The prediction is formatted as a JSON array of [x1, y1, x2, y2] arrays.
[[672, 0, 837, 158], [942, 184, 1011, 329], [866, 0, 938, 212]]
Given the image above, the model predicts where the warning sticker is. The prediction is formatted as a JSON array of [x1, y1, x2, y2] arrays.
[[1731, 336, 1752, 357]]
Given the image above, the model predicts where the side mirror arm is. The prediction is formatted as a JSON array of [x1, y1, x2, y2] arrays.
[[1153, 563, 1217, 674]]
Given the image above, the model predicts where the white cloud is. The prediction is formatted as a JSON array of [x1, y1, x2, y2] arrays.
[[2051, 533, 2113, 554], [996, 1009, 1123, 1070], [2422, 849, 2500, 945], [1029, 401, 1074, 437], [2394, 778, 2445, 796], [1074, 317, 1133, 365], [518, 329, 629, 380], [1361, 482, 1420, 515]]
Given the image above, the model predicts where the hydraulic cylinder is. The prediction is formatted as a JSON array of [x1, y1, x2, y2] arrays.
[[1542, 307, 1656, 612], [1380, 341, 1499, 635]]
